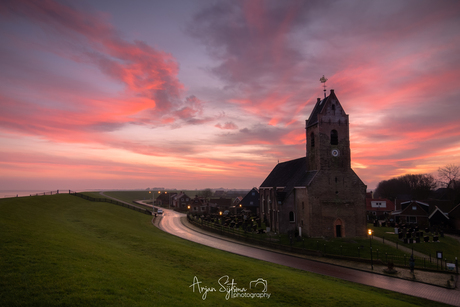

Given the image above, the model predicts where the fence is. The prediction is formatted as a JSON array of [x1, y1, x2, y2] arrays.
[[69, 191, 152, 215], [187, 214, 459, 274], [1, 190, 62, 198]]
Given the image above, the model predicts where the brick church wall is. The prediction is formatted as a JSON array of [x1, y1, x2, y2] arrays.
[[301, 170, 367, 237]]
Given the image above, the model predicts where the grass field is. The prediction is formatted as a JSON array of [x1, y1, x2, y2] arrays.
[[370, 224, 460, 262], [0, 194, 450, 306]]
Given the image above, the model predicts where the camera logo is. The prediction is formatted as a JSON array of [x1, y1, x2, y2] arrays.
[[249, 278, 268, 292]]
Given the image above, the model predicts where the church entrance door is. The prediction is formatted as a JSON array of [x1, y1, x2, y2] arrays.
[[336, 225, 342, 237], [334, 218, 344, 238]]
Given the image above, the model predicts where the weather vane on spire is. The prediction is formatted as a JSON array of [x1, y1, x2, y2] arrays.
[[320, 75, 328, 98]]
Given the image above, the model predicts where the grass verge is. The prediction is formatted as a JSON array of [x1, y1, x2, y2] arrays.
[[0, 195, 450, 306]]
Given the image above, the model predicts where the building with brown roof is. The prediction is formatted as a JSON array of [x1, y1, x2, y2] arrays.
[[365, 195, 395, 221]]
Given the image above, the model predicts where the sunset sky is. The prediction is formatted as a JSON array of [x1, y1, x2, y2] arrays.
[[1, 0, 459, 193]]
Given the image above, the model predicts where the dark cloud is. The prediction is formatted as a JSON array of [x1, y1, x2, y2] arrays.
[[187, 0, 322, 121], [187, 0, 460, 109], [214, 122, 304, 148], [188, 1, 310, 82]]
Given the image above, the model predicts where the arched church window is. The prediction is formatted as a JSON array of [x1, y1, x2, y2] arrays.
[[331, 130, 338, 145], [310, 132, 315, 147], [289, 211, 295, 222], [331, 104, 335, 113]]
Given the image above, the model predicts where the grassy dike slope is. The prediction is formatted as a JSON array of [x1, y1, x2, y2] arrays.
[[0, 194, 448, 306]]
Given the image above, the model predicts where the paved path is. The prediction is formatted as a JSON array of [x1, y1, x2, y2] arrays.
[[373, 236, 428, 258], [447, 234, 460, 244], [99, 191, 154, 211], [158, 208, 460, 306]]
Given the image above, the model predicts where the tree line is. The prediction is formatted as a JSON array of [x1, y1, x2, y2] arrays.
[[374, 164, 460, 203]]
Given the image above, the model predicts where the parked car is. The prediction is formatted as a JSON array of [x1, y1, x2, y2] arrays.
[[157, 209, 164, 215]]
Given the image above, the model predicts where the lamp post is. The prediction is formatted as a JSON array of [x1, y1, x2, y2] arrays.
[[149, 191, 161, 214], [368, 229, 373, 246], [368, 229, 374, 270], [165, 191, 170, 209], [149, 191, 154, 214]]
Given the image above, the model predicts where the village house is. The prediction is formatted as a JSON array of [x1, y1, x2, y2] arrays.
[[239, 188, 259, 215], [232, 196, 243, 208], [188, 195, 208, 213], [155, 191, 170, 207], [209, 197, 233, 214], [391, 199, 455, 229], [172, 192, 190, 209], [229, 196, 243, 215], [365, 192, 395, 222], [449, 204, 460, 231]]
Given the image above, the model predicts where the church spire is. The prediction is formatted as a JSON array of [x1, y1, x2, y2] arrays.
[[320, 75, 328, 98]]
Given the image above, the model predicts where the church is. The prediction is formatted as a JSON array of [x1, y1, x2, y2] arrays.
[[259, 89, 367, 238]]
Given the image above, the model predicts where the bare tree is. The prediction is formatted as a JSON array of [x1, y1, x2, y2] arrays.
[[374, 173, 437, 200], [374, 178, 406, 201], [438, 164, 459, 189], [200, 188, 213, 201], [400, 174, 437, 199]]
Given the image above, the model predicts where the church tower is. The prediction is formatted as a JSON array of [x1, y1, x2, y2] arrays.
[[306, 89, 350, 171], [259, 84, 367, 238]]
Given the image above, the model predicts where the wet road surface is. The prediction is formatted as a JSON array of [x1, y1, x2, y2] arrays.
[[158, 209, 460, 306]]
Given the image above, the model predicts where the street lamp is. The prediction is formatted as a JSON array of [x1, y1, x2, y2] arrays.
[[165, 191, 170, 209], [368, 229, 373, 270], [149, 191, 154, 214], [149, 191, 161, 214]]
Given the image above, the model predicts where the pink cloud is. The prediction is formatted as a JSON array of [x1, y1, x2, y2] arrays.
[[215, 122, 238, 130], [0, 0, 214, 144], [1, 0, 460, 192]]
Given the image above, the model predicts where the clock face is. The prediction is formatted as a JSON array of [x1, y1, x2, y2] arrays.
[[332, 149, 339, 157]]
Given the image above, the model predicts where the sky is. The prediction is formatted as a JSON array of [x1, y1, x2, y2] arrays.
[[1, 0, 460, 192]]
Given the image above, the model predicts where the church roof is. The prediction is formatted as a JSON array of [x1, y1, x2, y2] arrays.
[[259, 157, 317, 193], [240, 187, 259, 208], [306, 97, 326, 128], [306, 89, 339, 128]]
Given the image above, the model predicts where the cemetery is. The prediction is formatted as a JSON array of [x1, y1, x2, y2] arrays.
[[188, 211, 459, 275]]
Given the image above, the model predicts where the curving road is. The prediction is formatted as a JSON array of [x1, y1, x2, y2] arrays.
[[158, 208, 460, 306]]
